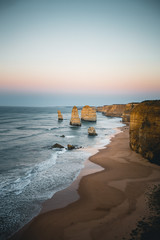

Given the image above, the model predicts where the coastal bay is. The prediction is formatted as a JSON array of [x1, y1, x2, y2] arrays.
[[12, 126, 160, 240]]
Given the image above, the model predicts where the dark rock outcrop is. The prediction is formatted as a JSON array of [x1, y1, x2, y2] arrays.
[[70, 106, 81, 126], [122, 103, 139, 122], [130, 100, 160, 164], [67, 144, 75, 150], [81, 105, 97, 122], [51, 143, 64, 149], [88, 127, 97, 136]]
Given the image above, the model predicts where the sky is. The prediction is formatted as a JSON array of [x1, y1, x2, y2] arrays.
[[0, 0, 160, 106]]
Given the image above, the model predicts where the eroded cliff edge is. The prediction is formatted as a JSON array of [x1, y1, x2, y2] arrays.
[[130, 100, 160, 164], [97, 104, 126, 117]]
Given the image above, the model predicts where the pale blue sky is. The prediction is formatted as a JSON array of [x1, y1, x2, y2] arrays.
[[0, 0, 160, 106]]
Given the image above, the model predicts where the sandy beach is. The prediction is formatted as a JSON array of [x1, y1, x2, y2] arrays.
[[12, 126, 160, 240]]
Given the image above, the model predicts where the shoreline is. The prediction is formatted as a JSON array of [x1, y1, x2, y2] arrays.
[[41, 126, 122, 214], [12, 126, 160, 240]]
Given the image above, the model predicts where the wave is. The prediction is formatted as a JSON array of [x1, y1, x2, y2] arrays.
[[0, 129, 10, 133], [46, 127, 60, 131], [0, 149, 66, 196], [65, 136, 75, 138]]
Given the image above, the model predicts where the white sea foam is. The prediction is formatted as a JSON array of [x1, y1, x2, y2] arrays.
[[65, 135, 75, 138], [0, 107, 124, 240]]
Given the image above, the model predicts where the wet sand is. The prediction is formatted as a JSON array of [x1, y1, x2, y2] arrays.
[[12, 126, 160, 240]]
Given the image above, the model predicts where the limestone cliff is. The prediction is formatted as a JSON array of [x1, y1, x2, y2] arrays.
[[70, 106, 81, 126], [130, 100, 160, 164], [122, 103, 139, 122], [81, 105, 97, 122], [57, 110, 63, 120], [104, 104, 126, 117], [96, 106, 108, 113]]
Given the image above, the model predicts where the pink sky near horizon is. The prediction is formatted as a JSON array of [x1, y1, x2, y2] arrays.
[[0, 0, 160, 102], [1, 69, 160, 95]]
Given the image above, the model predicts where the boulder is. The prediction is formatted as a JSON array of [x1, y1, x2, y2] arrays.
[[88, 127, 97, 136], [57, 110, 63, 120], [51, 143, 64, 149], [70, 106, 81, 126], [81, 105, 97, 122], [67, 144, 75, 150], [130, 100, 160, 164]]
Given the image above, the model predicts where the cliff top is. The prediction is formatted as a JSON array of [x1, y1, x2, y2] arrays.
[[131, 100, 160, 114], [141, 100, 160, 106]]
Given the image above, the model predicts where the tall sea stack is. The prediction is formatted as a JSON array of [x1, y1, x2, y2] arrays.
[[57, 110, 63, 120], [70, 106, 81, 126], [81, 105, 97, 122], [130, 100, 160, 164]]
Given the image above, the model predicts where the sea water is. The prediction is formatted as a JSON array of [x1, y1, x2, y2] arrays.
[[0, 106, 124, 239]]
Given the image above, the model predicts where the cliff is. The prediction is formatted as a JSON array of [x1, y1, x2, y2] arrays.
[[104, 104, 126, 117], [122, 103, 139, 122], [96, 106, 108, 113], [57, 110, 63, 120], [130, 100, 160, 164], [70, 106, 81, 126], [81, 105, 97, 122]]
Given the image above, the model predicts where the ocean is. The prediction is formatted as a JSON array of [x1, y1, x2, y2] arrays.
[[0, 106, 124, 239]]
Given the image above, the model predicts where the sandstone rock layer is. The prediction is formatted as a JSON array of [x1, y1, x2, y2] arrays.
[[130, 100, 160, 164], [104, 104, 126, 117], [70, 106, 81, 126], [88, 127, 97, 136], [57, 110, 63, 120], [81, 105, 97, 122], [122, 103, 139, 122]]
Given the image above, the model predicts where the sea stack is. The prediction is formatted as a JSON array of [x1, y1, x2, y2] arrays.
[[57, 110, 63, 120], [88, 127, 97, 136], [130, 100, 160, 164], [81, 105, 97, 122], [70, 106, 81, 126]]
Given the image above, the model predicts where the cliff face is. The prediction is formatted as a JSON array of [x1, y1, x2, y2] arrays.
[[122, 103, 139, 122], [130, 100, 160, 164], [96, 106, 108, 113], [70, 106, 81, 126], [57, 110, 63, 120], [104, 104, 126, 117], [81, 105, 97, 122]]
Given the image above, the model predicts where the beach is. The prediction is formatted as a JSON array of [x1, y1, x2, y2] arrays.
[[12, 126, 160, 240]]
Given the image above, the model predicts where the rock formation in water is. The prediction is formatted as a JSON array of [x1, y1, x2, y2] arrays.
[[57, 110, 63, 120], [51, 143, 64, 149], [130, 100, 160, 164], [122, 103, 139, 122], [70, 106, 81, 126], [67, 144, 75, 150], [81, 105, 97, 122], [88, 127, 97, 136]]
